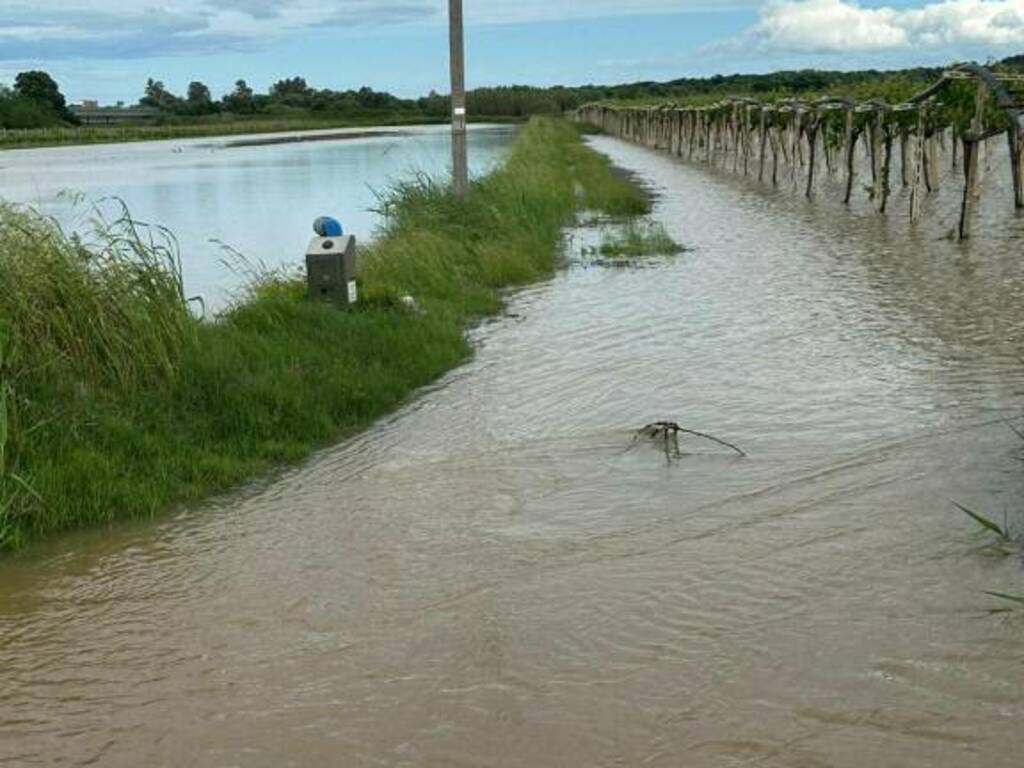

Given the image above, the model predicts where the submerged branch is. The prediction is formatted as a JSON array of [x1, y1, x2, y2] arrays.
[[635, 421, 747, 458]]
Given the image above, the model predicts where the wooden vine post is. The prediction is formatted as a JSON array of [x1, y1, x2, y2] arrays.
[[731, 103, 740, 172], [705, 111, 713, 164], [758, 108, 768, 182], [959, 80, 987, 240], [899, 126, 910, 187], [924, 129, 940, 191], [743, 106, 753, 176], [880, 120, 895, 213], [823, 110, 836, 176], [769, 117, 781, 186], [843, 108, 858, 205], [870, 109, 884, 208], [1009, 117, 1024, 210], [795, 108, 806, 170], [910, 105, 927, 222], [805, 111, 820, 199]]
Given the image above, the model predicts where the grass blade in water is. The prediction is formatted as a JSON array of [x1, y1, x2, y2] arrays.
[[954, 502, 1010, 540], [984, 592, 1024, 607]]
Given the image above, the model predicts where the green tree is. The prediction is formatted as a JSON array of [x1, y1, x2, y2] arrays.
[[186, 81, 215, 115], [417, 89, 449, 118], [223, 79, 255, 113], [13, 71, 74, 122], [140, 79, 182, 112], [271, 77, 310, 98], [0, 85, 58, 128]]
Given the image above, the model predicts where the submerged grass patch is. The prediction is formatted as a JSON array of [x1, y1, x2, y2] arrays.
[[576, 219, 686, 270], [598, 220, 684, 259], [0, 117, 648, 551]]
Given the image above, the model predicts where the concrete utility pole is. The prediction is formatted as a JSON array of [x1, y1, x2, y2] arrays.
[[449, 0, 468, 197]]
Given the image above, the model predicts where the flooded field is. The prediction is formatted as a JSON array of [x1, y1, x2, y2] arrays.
[[2, 134, 1023, 766], [0, 124, 514, 307]]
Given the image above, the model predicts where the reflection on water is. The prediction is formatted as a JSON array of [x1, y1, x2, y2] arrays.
[[0, 125, 514, 306], [1, 134, 1024, 767]]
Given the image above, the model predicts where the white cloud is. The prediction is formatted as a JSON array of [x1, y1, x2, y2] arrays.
[[0, 0, 754, 60], [463, 1, 751, 25], [742, 0, 1024, 53], [0, 1, 440, 60]]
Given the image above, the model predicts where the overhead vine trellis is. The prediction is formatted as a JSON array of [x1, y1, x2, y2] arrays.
[[572, 63, 1024, 240]]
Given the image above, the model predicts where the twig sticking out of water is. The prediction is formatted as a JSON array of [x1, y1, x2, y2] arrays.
[[675, 427, 747, 457], [635, 421, 747, 459]]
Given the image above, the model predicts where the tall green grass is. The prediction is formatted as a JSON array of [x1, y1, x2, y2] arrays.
[[0, 117, 648, 550]]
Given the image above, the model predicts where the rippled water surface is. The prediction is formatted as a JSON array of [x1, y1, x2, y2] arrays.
[[2, 134, 1024, 767], [0, 124, 513, 306]]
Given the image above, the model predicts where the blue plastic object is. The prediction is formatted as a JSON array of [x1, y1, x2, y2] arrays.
[[313, 216, 344, 237]]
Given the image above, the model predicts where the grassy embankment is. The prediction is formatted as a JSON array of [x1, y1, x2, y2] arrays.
[[0, 117, 648, 550], [0, 114, 521, 151]]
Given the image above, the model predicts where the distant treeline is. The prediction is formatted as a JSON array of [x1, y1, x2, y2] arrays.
[[3, 55, 1022, 131], [139, 77, 582, 122]]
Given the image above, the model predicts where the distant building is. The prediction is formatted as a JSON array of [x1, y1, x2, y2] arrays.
[[70, 103, 160, 126]]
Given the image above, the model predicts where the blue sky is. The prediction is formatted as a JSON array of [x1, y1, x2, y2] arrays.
[[1, 1, 1023, 104]]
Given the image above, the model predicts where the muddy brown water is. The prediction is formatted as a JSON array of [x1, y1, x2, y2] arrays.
[[2, 135, 1024, 767]]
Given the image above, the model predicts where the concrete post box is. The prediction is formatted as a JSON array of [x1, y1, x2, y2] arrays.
[[306, 233, 358, 307]]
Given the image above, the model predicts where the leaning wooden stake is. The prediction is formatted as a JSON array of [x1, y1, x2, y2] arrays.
[[731, 104, 740, 173], [805, 113, 820, 199], [705, 113, 713, 164], [742, 107, 753, 176], [1008, 121, 1024, 210], [900, 127, 910, 187], [910, 107, 926, 221], [796, 111, 806, 169], [870, 110, 884, 206], [823, 125, 835, 175], [790, 108, 803, 186], [758, 109, 768, 182], [843, 109, 857, 205], [769, 123, 781, 186], [925, 131, 940, 191], [959, 81, 987, 240], [879, 125, 894, 213], [959, 138, 979, 239]]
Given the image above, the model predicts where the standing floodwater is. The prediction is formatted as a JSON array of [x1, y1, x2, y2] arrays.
[[1, 134, 1023, 767], [0, 125, 514, 306]]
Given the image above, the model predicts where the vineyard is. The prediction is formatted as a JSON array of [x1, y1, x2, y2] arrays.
[[575, 63, 1024, 240]]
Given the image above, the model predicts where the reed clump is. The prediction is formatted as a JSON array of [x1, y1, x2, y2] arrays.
[[598, 220, 684, 259], [0, 117, 648, 550]]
